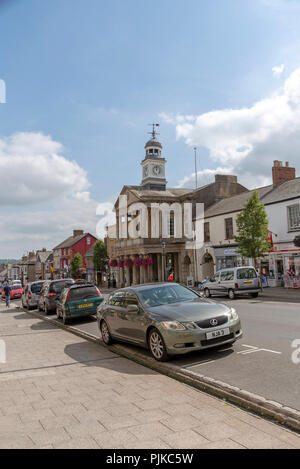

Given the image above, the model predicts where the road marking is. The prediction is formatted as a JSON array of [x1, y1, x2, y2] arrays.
[[183, 360, 216, 368], [237, 344, 282, 355]]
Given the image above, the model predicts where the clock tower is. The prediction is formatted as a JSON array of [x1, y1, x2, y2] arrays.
[[141, 124, 167, 191]]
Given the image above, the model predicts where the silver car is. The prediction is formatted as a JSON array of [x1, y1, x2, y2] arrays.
[[97, 283, 243, 362], [203, 267, 260, 300], [22, 281, 46, 310]]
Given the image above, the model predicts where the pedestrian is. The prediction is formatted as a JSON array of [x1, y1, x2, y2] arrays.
[[4, 283, 11, 308]]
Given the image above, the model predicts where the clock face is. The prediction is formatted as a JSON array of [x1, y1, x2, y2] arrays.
[[153, 165, 161, 176]]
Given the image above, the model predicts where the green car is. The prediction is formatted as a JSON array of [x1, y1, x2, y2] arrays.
[[56, 283, 104, 325]]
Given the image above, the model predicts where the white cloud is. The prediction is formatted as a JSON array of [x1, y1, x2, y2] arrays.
[[272, 64, 285, 77], [0, 131, 117, 257], [0, 132, 90, 206], [162, 67, 300, 188]]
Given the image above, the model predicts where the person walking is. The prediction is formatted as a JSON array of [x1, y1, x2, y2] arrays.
[[4, 283, 11, 308]]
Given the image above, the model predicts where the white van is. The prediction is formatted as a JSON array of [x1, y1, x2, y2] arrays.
[[203, 267, 260, 300]]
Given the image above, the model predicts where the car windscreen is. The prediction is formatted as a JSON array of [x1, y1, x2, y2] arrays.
[[11, 285, 22, 291], [68, 286, 100, 301], [138, 284, 199, 307], [49, 281, 73, 294], [31, 283, 44, 294], [237, 268, 257, 279]]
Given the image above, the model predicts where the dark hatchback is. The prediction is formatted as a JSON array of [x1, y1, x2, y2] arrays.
[[56, 283, 104, 324], [38, 279, 75, 314]]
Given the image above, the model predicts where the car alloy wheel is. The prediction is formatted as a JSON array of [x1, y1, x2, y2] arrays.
[[148, 329, 169, 362], [204, 288, 211, 298], [101, 320, 113, 345]]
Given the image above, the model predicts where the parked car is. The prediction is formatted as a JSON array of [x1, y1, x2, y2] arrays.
[[97, 283, 242, 362], [22, 281, 46, 310], [2, 284, 24, 300], [203, 267, 260, 300], [38, 279, 75, 314], [11, 280, 22, 286], [56, 283, 104, 325]]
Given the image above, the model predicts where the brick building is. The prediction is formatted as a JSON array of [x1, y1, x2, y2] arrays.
[[53, 230, 97, 278]]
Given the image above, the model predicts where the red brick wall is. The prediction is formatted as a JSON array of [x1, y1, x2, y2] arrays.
[[272, 162, 295, 185], [71, 234, 97, 268]]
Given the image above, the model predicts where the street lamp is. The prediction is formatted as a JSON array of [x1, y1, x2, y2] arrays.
[[161, 241, 166, 282]]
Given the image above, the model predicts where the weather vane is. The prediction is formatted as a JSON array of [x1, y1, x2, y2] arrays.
[[148, 123, 160, 139]]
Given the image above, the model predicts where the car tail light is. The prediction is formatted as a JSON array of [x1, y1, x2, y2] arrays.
[[28, 291, 32, 299], [95, 287, 103, 297], [48, 292, 57, 298], [235, 283, 238, 289]]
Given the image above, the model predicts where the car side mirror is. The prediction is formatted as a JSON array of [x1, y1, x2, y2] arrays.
[[127, 304, 139, 314]]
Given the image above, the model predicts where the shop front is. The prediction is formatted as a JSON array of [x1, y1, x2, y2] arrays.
[[214, 247, 252, 272], [261, 249, 300, 288]]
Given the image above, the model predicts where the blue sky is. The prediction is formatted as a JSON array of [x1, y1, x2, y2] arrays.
[[1, 0, 300, 256]]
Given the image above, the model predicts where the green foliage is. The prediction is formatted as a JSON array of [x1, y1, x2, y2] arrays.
[[93, 240, 108, 272], [234, 191, 271, 267], [71, 253, 83, 278]]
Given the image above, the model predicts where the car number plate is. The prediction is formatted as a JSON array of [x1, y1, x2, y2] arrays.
[[79, 303, 93, 309], [206, 328, 230, 340], [244, 281, 253, 285]]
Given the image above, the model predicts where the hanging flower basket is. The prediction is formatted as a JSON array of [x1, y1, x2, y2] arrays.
[[134, 258, 142, 267], [109, 259, 118, 268], [118, 261, 124, 268], [147, 258, 153, 266], [124, 259, 133, 268], [142, 259, 148, 267]]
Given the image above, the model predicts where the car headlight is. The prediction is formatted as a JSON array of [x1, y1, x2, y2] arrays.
[[230, 308, 238, 321], [161, 321, 186, 331], [182, 322, 197, 330]]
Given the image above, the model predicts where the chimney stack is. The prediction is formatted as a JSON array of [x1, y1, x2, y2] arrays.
[[73, 230, 84, 237], [272, 160, 295, 186]]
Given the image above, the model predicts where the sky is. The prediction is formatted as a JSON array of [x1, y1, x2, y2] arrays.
[[1, 0, 300, 257]]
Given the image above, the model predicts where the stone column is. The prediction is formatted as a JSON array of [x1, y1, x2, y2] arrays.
[[132, 261, 138, 285], [125, 259, 130, 287], [149, 258, 154, 283], [140, 264, 145, 285], [144, 261, 148, 284], [157, 254, 162, 282]]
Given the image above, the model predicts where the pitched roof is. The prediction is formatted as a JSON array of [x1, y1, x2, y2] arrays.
[[36, 250, 53, 263], [53, 233, 87, 250], [204, 178, 300, 218], [259, 177, 300, 205], [204, 185, 273, 218]]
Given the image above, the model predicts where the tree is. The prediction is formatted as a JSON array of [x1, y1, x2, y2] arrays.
[[234, 191, 271, 268], [71, 253, 83, 279], [93, 240, 108, 283]]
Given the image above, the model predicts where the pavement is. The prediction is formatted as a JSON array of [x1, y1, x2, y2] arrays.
[[1, 301, 300, 449], [28, 295, 300, 413]]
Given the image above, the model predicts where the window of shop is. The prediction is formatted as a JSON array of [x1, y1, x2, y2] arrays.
[[287, 204, 300, 231], [225, 218, 233, 239]]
